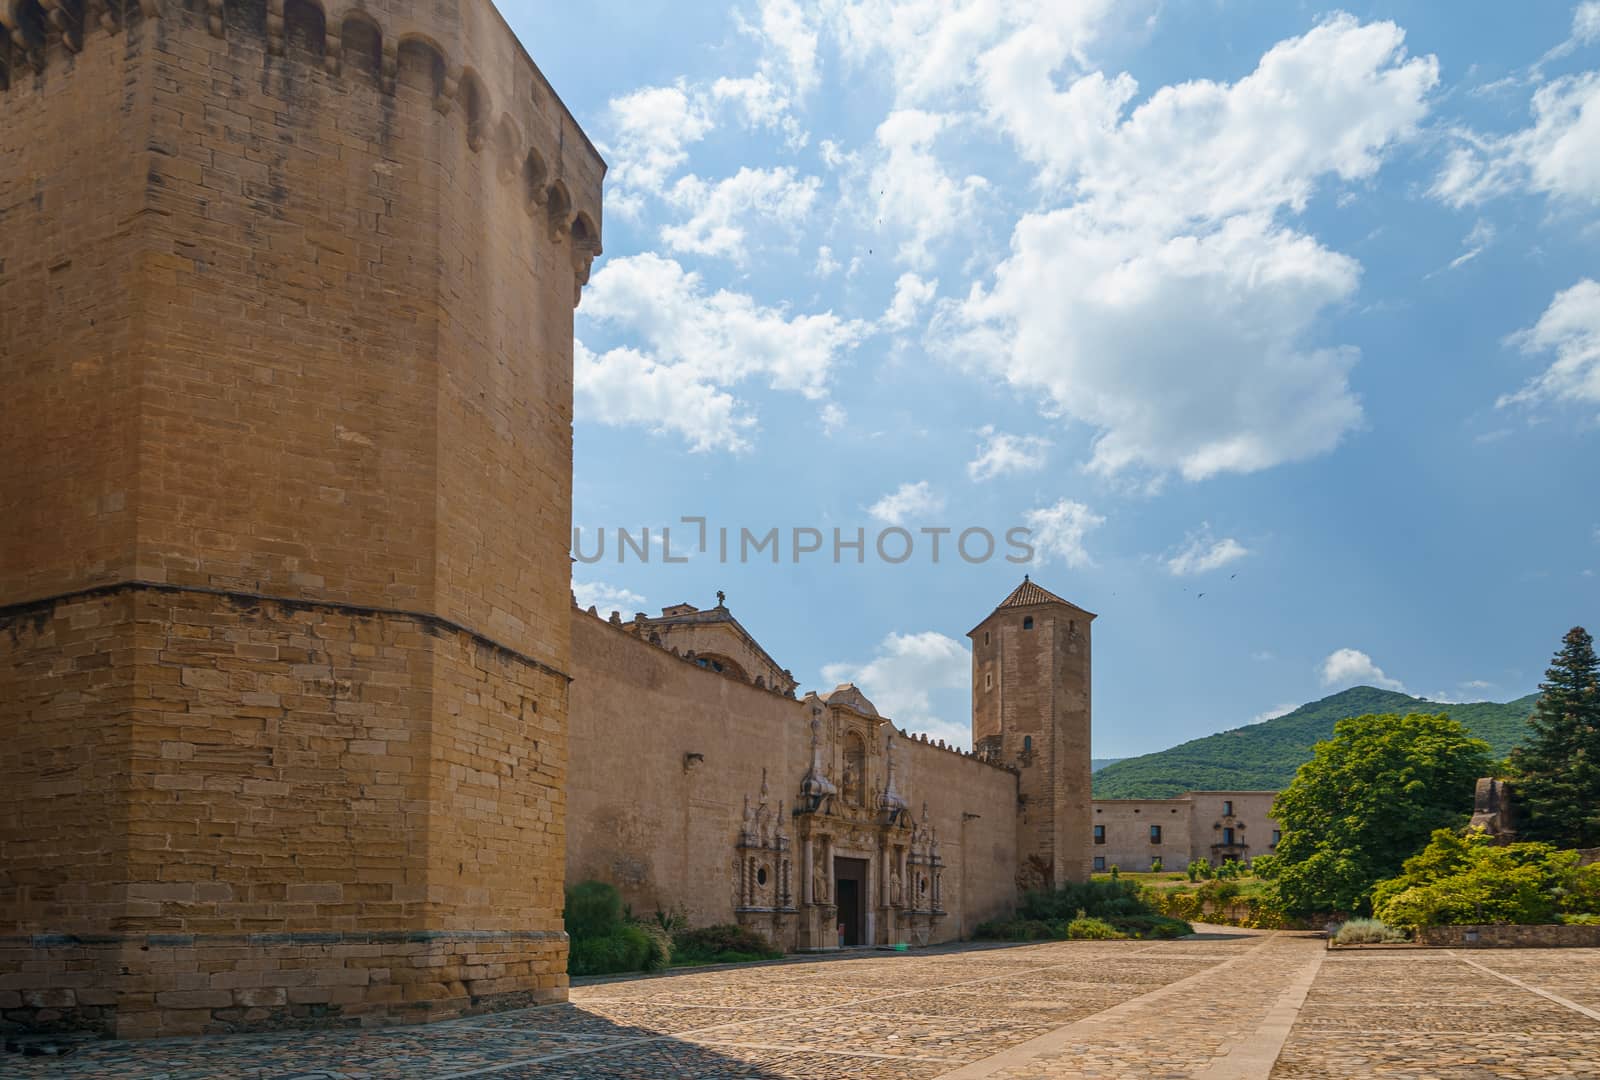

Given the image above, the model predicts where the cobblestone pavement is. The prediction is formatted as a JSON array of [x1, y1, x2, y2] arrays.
[[8, 931, 1599, 1078]]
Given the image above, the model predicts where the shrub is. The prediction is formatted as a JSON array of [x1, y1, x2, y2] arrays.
[[1150, 888, 1203, 922], [1066, 916, 1122, 939], [671, 924, 782, 965], [1107, 913, 1192, 939], [564, 881, 624, 940], [1371, 828, 1600, 930], [568, 923, 654, 976], [1197, 879, 1241, 908], [1150, 858, 1163, 873], [1333, 918, 1402, 945], [1187, 858, 1213, 882], [1560, 912, 1600, 925], [1019, 878, 1151, 923]]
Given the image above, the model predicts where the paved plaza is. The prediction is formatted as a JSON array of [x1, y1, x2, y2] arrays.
[[11, 929, 1600, 1078]]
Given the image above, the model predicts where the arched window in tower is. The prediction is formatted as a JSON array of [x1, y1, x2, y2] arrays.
[[1023, 735, 1032, 753], [1022, 616, 1034, 630], [841, 731, 867, 807]]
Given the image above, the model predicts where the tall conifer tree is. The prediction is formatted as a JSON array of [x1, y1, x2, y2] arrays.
[[1512, 627, 1600, 847]]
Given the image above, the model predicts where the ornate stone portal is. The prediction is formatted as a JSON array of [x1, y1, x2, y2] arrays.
[[753, 691, 947, 950]]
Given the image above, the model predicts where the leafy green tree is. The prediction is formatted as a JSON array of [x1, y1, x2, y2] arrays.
[[1511, 627, 1600, 847], [1267, 713, 1492, 916]]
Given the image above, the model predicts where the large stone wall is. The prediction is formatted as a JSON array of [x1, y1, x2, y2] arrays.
[[567, 611, 1019, 946], [1, 0, 600, 1038]]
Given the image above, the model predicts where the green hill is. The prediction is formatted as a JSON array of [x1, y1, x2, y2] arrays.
[[1092, 686, 1539, 799], [1091, 758, 1124, 773]]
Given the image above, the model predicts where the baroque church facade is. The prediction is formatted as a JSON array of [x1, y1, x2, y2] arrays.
[[566, 577, 1096, 950]]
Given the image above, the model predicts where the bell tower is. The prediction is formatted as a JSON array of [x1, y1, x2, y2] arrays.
[[970, 577, 1095, 890]]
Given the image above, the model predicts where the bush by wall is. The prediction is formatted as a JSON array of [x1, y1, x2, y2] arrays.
[[1373, 828, 1600, 930], [563, 881, 672, 976], [670, 924, 784, 966]]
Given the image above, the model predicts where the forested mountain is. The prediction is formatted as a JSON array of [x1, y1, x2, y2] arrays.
[[1092, 686, 1538, 799]]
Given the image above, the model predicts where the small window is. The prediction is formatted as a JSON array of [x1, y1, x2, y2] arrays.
[[1271, 830, 1281, 846], [1023, 735, 1032, 752], [984, 630, 990, 645], [1223, 800, 1233, 816], [1223, 827, 1235, 845], [1093, 856, 1106, 871], [985, 672, 993, 690], [1093, 825, 1105, 845], [756, 866, 768, 886], [1150, 825, 1162, 844], [1022, 616, 1034, 630]]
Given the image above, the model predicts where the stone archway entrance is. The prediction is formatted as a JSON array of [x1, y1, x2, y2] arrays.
[[834, 856, 869, 946]]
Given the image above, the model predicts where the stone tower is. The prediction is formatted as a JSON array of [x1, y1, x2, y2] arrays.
[[1, 0, 602, 1038], [969, 577, 1095, 890]]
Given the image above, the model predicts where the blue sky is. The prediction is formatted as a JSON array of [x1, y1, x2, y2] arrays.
[[507, 0, 1599, 757]]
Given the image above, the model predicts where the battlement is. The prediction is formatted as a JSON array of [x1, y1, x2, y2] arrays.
[[1, 0, 602, 295]]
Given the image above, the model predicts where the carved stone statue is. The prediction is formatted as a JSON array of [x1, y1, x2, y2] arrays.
[[812, 858, 829, 905], [890, 869, 903, 907], [841, 758, 861, 806]]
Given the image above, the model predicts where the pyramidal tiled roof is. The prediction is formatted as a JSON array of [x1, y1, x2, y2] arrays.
[[995, 575, 1072, 609]]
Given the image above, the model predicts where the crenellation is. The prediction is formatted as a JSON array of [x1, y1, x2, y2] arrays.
[[0, 0, 603, 285]]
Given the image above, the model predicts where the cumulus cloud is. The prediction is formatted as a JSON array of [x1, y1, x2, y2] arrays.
[[573, 580, 647, 614], [1498, 279, 1600, 415], [1320, 648, 1406, 692], [662, 167, 820, 261], [867, 480, 945, 525], [967, 426, 1051, 481], [1251, 703, 1298, 725], [1023, 499, 1105, 568], [883, 272, 938, 330], [604, 84, 715, 216], [1432, 72, 1600, 208], [872, 110, 989, 268], [941, 16, 1435, 481], [822, 631, 972, 746], [1166, 526, 1250, 576], [576, 254, 867, 450]]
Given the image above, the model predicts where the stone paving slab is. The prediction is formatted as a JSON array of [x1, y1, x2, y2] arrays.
[[8, 931, 1599, 1079]]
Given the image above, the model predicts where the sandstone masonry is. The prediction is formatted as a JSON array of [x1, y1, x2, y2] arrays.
[[1, 0, 602, 1037]]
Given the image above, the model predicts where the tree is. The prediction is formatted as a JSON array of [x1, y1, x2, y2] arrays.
[[1511, 627, 1600, 848], [1266, 713, 1492, 916]]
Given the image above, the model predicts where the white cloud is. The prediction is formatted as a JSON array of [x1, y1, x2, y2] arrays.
[[883, 272, 938, 330], [821, 630, 971, 746], [576, 254, 868, 450], [1251, 703, 1298, 724], [1498, 279, 1600, 414], [1166, 525, 1250, 576], [604, 84, 714, 216], [967, 426, 1051, 481], [1432, 73, 1600, 208], [820, 402, 847, 433], [573, 580, 647, 614], [1320, 648, 1406, 692], [872, 110, 989, 268], [574, 343, 756, 453], [1023, 499, 1105, 568], [942, 16, 1435, 481], [868, 480, 945, 525], [661, 167, 820, 261], [815, 245, 842, 276], [827, 0, 1116, 111]]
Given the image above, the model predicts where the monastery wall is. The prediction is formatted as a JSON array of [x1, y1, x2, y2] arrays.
[[567, 610, 1019, 947], [2, 0, 600, 1038]]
